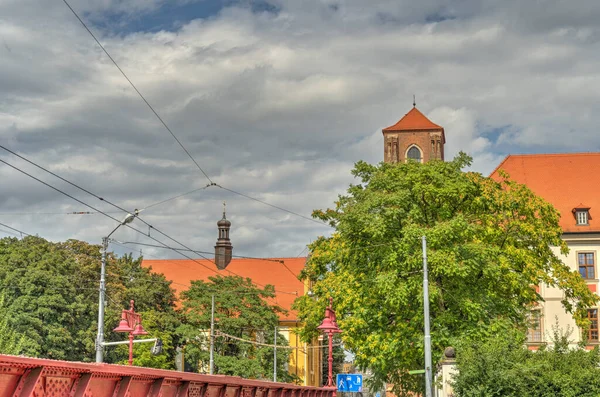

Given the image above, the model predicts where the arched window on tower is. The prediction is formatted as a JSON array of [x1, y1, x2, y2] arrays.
[[407, 146, 422, 162]]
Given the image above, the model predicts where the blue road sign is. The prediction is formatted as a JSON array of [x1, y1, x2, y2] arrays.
[[336, 374, 363, 392]]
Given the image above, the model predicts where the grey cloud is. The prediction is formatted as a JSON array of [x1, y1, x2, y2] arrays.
[[2, 0, 600, 258]]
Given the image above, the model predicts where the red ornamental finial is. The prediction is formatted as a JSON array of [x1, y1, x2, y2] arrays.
[[130, 300, 135, 311]]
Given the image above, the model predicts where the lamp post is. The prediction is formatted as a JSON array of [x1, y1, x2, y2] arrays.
[[113, 299, 148, 365], [96, 210, 138, 363], [317, 297, 341, 395]]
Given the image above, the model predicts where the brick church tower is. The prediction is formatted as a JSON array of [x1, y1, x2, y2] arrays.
[[382, 105, 445, 163]]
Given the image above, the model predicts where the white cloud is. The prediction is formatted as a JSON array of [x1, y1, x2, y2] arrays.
[[2, 0, 600, 257]]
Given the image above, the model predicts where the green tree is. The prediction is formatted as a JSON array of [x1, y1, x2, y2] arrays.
[[0, 236, 180, 366], [452, 322, 600, 396], [0, 292, 25, 354], [179, 275, 297, 382], [294, 153, 597, 396]]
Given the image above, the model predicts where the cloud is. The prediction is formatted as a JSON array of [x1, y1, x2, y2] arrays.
[[2, 0, 600, 258]]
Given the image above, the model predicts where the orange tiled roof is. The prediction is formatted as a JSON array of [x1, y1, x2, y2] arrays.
[[141, 257, 306, 321], [383, 106, 443, 132], [489, 153, 600, 233]]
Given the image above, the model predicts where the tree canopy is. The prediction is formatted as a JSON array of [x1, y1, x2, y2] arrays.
[[0, 236, 179, 366], [294, 153, 597, 395], [179, 275, 298, 382], [452, 322, 600, 397]]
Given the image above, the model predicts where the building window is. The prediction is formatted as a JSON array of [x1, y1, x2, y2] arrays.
[[578, 252, 595, 279], [576, 210, 589, 225], [406, 146, 422, 162], [589, 309, 599, 342], [527, 310, 543, 343]]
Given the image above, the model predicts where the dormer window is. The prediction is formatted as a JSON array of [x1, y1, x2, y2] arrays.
[[577, 210, 589, 225], [573, 205, 591, 225]]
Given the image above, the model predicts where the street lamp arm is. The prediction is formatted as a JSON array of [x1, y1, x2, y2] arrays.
[[106, 210, 138, 239], [102, 338, 157, 347]]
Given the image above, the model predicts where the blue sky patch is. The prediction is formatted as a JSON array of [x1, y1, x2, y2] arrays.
[[92, 0, 279, 35]]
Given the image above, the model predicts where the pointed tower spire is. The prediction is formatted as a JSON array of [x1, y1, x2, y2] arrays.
[[215, 202, 233, 269], [413, 94, 416, 107]]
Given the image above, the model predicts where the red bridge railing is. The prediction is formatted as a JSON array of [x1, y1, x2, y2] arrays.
[[0, 354, 335, 397]]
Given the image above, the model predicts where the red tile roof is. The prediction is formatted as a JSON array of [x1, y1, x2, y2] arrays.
[[141, 257, 306, 321], [489, 153, 600, 233], [383, 106, 444, 132]]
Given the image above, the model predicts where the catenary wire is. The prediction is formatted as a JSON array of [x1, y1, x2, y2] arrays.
[[141, 184, 216, 211], [0, 229, 21, 238], [0, 158, 247, 284], [0, 221, 31, 237], [0, 145, 304, 289], [60, 0, 213, 185], [54, 0, 337, 232], [58, 1, 330, 229], [0, 229, 299, 298], [109, 240, 299, 296], [216, 185, 330, 227], [216, 331, 343, 352], [111, 240, 299, 264], [0, 151, 283, 290]]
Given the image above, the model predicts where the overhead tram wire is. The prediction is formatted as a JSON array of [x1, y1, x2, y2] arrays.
[[0, 158, 231, 279], [58, 2, 332, 230], [110, 240, 294, 264], [0, 186, 214, 217], [60, 0, 213, 185], [0, 229, 21, 238], [216, 185, 329, 227], [140, 184, 216, 212], [0, 229, 299, 296], [111, 240, 302, 282], [0, 221, 31, 237], [0, 145, 220, 264], [0, 152, 290, 290]]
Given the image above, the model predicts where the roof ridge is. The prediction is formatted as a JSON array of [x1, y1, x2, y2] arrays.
[[498, 152, 600, 158], [143, 257, 308, 261]]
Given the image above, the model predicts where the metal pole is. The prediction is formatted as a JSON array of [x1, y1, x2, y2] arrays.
[[128, 332, 134, 366], [209, 294, 215, 375], [327, 331, 333, 387], [422, 236, 432, 397], [274, 326, 277, 382], [96, 237, 108, 363]]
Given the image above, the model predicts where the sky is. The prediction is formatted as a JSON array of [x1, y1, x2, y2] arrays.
[[1, 0, 600, 261]]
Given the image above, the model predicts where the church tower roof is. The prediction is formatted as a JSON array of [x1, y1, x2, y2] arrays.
[[383, 106, 443, 132]]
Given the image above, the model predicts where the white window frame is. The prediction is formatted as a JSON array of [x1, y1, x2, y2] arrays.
[[576, 210, 589, 225]]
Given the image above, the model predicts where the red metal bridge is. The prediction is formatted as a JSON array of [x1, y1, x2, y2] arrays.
[[0, 355, 335, 397]]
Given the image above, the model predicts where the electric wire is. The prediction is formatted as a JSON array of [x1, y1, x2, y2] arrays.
[[216, 185, 329, 227], [0, 145, 297, 289], [0, 221, 31, 237], [111, 240, 300, 264], [0, 158, 231, 280], [216, 331, 342, 352], [111, 240, 302, 280], [141, 183, 216, 211], [56, 3, 340, 229], [60, 0, 213, 185], [0, 152, 282, 291], [0, 229, 21, 238]]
